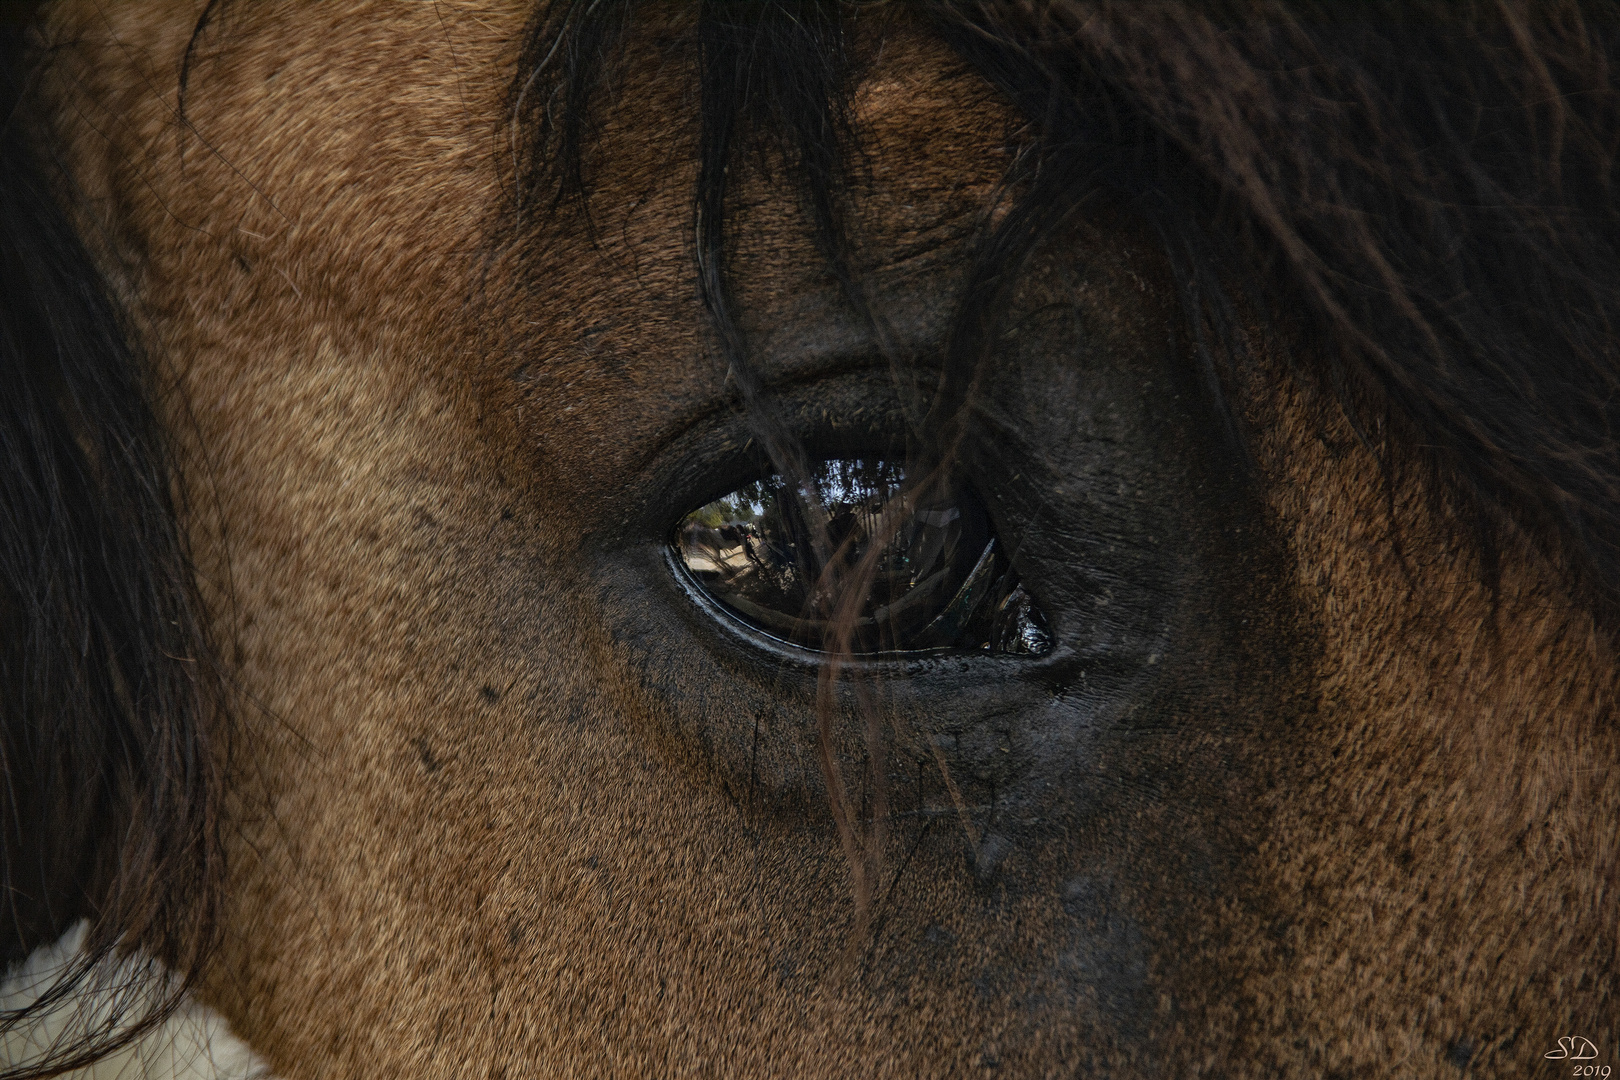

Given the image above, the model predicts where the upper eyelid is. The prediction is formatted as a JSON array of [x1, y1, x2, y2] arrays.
[[626, 356, 913, 476]]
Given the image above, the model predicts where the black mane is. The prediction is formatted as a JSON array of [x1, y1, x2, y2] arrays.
[[1, 13, 223, 1078], [516, 0, 1620, 617]]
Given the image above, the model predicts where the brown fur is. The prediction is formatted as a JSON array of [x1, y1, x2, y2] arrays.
[[26, 1, 1617, 1076]]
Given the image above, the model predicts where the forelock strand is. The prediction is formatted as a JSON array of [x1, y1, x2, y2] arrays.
[[511, 0, 1620, 620]]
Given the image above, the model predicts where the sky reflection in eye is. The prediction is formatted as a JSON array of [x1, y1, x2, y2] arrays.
[[674, 459, 1051, 655]]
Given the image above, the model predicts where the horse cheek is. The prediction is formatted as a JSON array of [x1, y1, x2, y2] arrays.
[[1237, 352, 1620, 1074]]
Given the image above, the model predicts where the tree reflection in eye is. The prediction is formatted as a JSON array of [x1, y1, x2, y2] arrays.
[[673, 459, 1051, 655]]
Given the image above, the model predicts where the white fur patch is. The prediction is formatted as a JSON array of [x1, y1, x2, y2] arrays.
[[1, 923, 276, 1079]]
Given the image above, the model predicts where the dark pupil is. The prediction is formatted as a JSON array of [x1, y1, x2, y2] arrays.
[[674, 459, 1050, 655]]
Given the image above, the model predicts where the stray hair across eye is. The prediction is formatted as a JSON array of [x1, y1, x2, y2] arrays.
[[672, 458, 1053, 655]]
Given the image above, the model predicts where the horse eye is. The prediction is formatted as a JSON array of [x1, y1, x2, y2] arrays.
[[673, 459, 1052, 655]]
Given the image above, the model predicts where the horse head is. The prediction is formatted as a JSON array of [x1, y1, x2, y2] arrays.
[[2, 2, 1614, 1077]]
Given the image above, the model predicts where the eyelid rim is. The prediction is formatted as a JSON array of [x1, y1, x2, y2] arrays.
[[664, 543, 968, 665]]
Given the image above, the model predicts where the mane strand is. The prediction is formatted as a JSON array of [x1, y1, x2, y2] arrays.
[[515, 0, 1620, 617], [0, 17, 226, 1080]]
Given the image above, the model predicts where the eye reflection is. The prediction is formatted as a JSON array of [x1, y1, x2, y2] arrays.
[[673, 459, 1051, 655]]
